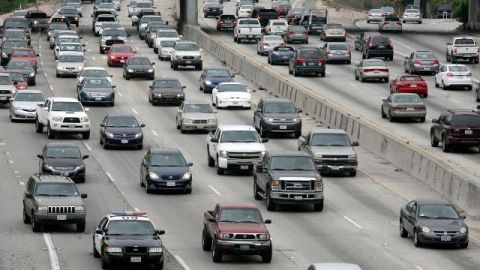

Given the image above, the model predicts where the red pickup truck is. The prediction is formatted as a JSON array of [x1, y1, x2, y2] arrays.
[[202, 203, 272, 263]]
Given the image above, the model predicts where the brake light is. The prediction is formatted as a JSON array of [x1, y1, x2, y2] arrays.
[[347, 50, 351, 55], [296, 58, 305, 63], [326, 50, 332, 54], [369, 42, 373, 48], [432, 60, 440, 65], [393, 106, 406, 110], [263, 42, 269, 46], [447, 72, 454, 77], [467, 72, 472, 76], [237, 29, 241, 33], [219, 20, 224, 24], [413, 60, 421, 65], [319, 58, 325, 63], [454, 48, 457, 54], [304, 31, 308, 36]]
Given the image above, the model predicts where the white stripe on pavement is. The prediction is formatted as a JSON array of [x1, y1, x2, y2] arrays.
[[174, 255, 191, 270], [208, 185, 222, 196], [43, 233, 61, 270], [343, 216, 363, 229]]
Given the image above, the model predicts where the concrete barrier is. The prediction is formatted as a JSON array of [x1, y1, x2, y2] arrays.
[[182, 25, 480, 219]]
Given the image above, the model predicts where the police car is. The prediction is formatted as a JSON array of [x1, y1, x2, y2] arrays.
[[92, 211, 165, 269]]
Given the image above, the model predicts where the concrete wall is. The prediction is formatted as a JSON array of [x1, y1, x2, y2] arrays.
[[182, 25, 480, 219], [468, 0, 480, 30], [178, 0, 197, 26]]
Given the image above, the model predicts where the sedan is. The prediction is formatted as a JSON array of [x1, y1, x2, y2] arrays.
[[199, 67, 234, 93], [400, 198, 468, 248], [5, 60, 36, 85], [367, 9, 384, 23], [176, 101, 217, 133], [148, 78, 186, 105], [268, 45, 294, 65], [158, 40, 176, 61], [381, 93, 426, 122], [216, 14, 236, 31], [107, 44, 136, 66], [140, 148, 193, 193], [402, 9, 422, 24], [9, 90, 45, 121], [320, 23, 346, 42], [324, 42, 351, 64], [77, 67, 112, 86], [55, 52, 85, 78], [283, 25, 308, 44], [257, 35, 284, 56], [390, 75, 428, 98], [77, 77, 115, 106], [212, 82, 251, 109], [355, 59, 389, 82], [9, 48, 38, 70], [99, 114, 145, 149], [434, 64, 473, 90], [123, 56, 155, 80], [203, 3, 223, 18], [404, 51, 439, 74], [379, 15, 402, 32]]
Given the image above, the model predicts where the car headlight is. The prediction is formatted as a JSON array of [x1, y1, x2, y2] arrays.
[[292, 118, 301, 122], [460, 227, 467, 234], [208, 118, 216, 123], [80, 116, 89, 123], [218, 150, 228, 157], [149, 247, 163, 253], [57, 65, 64, 70], [149, 171, 159, 179], [33, 21, 38, 24], [314, 180, 323, 191], [147, 69, 153, 73], [264, 117, 274, 122], [182, 172, 192, 180], [315, 154, 323, 159], [75, 205, 85, 211], [29, 72, 35, 77], [101, 40, 106, 45], [348, 154, 357, 159], [205, 80, 212, 85], [135, 132, 143, 138], [75, 165, 85, 171], [176, 93, 184, 97], [260, 150, 266, 157], [183, 118, 192, 123], [127, 68, 134, 72], [271, 180, 280, 191], [38, 206, 48, 211], [51, 116, 63, 122], [421, 226, 431, 234], [257, 233, 268, 240], [221, 233, 234, 239], [106, 247, 122, 253], [75, 17, 78, 20], [44, 165, 55, 171], [105, 131, 114, 138]]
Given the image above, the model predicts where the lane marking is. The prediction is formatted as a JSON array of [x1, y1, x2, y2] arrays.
[[134, 207, 140, 212], [348, 82, 358, 87], [49, 85, 54, 93], [84, 143, 92, 152], [151, 129, 158, 136], [43, 233, 61, 270], [105, 171, 115, 182], [415, 266, 425, 270], [117, 91, 123, 97], [132, 108, 138, 115], [174, 255, 191, 270], [343, 215, 363, 229], [208, 185, 222, 196]]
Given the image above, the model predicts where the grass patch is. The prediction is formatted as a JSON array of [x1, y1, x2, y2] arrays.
[[0, 0, 36, 15]]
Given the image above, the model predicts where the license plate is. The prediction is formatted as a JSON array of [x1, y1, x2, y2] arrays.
[[440, 236, 451, 242], [95, 97, 102, 101], [225, 24, 231, 27], [330, 166, 340, 170], [185, 60, 192, 64], [69, 124, 75, 128], [378, 45, 385, 48], [308, 62, 315, 66], [120, 60, 125, 63], [423, 67, 430, 71], [197, 125, 204, 129], [465, 130, 473, 135], [233, 101, 239, 105], [121, 139, 128, 144], [240, 245, 250, 250], [294, 195, 303, 200], [0, 97, 6, 100], [57, 215, 66, 221], [167, 181, 175, 187], [240, 165, 249, 170], [280, 125, 287, 129], [130, 257, 141, 263], [406, 108, 415, 111], [411, 84, 417, 87], [247, 35, 253, 38]]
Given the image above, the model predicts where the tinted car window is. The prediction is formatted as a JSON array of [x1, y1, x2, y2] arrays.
[[448, 66, 468, 72], [154, 80, 181, 88], [107, 116, 139, 127], [35, 183, 79, 196], [393, 95, 422, 103], [3, 40, 28, 48], [264, 102, 295, 113], [0, 76, 13, 85], [7, 61, 33, 69], [83, 69, 109, 77], [418, 204, 459, 219], [184, 104, 213, 113], [107, 220, 155, 235], [311, 133, 351, 146], [298, 49, 321, 58], [217, 84, 247, 92], [150, 153, 186, 166], [328, 44, 348, 50], [46, 147, 81, 158], [219, 208, 262, 223], [128, 58, 150, 65], [451, 115, 480, 126], [4, 19, 29, 28], [399, 76, 423, 81], [455, 38, 475, 45], [51, 101, 83, 112], [415, 52, 436, 59], [84, 78, 111, 88], [220, 15, 235, 20], [239, 19, 259, 25], [270, 156, 315, 170]]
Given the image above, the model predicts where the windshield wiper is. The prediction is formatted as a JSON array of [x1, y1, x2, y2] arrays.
[[51, 194, 71, 197], [219, 220, 239, 223], [329, 144, 347, 147], [35, 194, 53, 196], [237, 220, 260, 223], [419, 216, 435, 219], [435, 217, 458, 220]]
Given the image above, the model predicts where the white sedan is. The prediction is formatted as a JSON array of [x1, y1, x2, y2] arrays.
[[434, 64, 473, 90], [237, 5, 253, 18], [212, 82, 251, 109]]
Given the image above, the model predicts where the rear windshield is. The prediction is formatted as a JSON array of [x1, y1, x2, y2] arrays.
[[12, 50, 36, 56], [288, 26, 306, 31], [363, 60, 386, 67], [454, 38, 475, 45], [452, 115, 480, 126], [83, 69, 109, 77], [29, 12, 48, 18], [393, 95, 422, 103], [373, 36, 390, 45], [97, 16, 116, 22], [0, 76, 13, 85], [239, 19, 259, 25], [415, 52, 436, 59], [298, 49, 321, 58], [385, 16, 400, 21], [217, 84, 247, 92], [136, 2, 152, 8], [325, 24, 342, 29], [272, 21, 287, 26], [328, 43, 348, 50], [4, 19, 29, 28], [400, 76, 423, 81], [220, 15, 235, 19], [448, 65, 469, 72], [3, 40, 28, 48]]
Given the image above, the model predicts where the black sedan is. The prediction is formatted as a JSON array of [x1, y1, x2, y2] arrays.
[[37, 143, 89, 183], [203, 3, 223, 18], [5, 60, 36, 85], [148, 78, 185, 105], [77, 77, 115, 106], [99, 114, 145, 149], [400, 198, 469, 248], [268, 46, 294, 65], [140, 148, 193, 193], [123, 56, 155, 80]]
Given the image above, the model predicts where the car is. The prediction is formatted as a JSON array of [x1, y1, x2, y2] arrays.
[[216, 14, 236, 31], [176, 101, 218, 133], [354, 59, 389, 82], [436, 3, 453, 18], [107, 44, 136, 66], [77, 67, 112, 87], [53, 33, 82, 52], [434, 64, 473, 90], [202, 203, 272, 263], [251, 8, 279, 28], [298, 129, 359, 176], [367, 9, 384, 23], [380, 6, 395, 16], [212, 82, 251, 109], [308, 263, 362, 270], [92, 14, 117, 36], [26, 10, 50, 30], [320, 23, 346, 42], [390, 74, 428, 98], [9, 90, 45, 121], [253, 97, 302, 137], [55, 52, 85, 78], [1, 38, 29, 66], [37, 143, 89, 182], [237, 4, 253, 18], [323, 42, 351, 64], [203, 2, 223, 17], [49, 29, 77, 49], [99, 114, 145, 149], [77, 77, 115, 106], [131, 8, 155, 27], [446, 36, 479, 64], [2, 29, 29, 45], [157, 40, 176, 61], [99, 27, 127, 54], [127, 0, 139, 17], [54, 42, 85, 60], [264, 19, 288, 35], [47, 22, 70, 41], [402, 8, 422, 23], [362, 35, 393, 61], [123, 56, 155, 80], [23, 174, 87, 232], [9, 71, 29, 90], [430, 109, 480, 152], [138, 15, 163, 38], [98, 21, 123, 36], [399, 198, 468, 248], [287, 7, 307, 23], [93, 212, 165, 269], [272, 0, 291, 15], [148, 78, 185, 105], [288, 47, 326, 77], [199, 67, 234, 93], [381, 93, 427, 122], [154, 29, 181, 54], [145, 22, 169, 48], [50, 13, 71, 26], [5, 60, 36, 85], [140, 148, 194, 193], [379, 15, 402, 32], [268, 45, 294, 65], [233, 18, 262, 43], [0, 73, 16, 103], [404, 51, 440, 74], [257, 35, 284, 56], [283, 25, 308, 44], [170, 41, 203, 70], [354, 31, 380, 51], [59, 6, 80, 26]]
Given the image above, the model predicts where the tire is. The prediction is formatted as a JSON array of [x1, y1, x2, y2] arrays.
[[431, 132, 439, 147], [125, 74, 130, 80], [173, 63, 178, 70], [459, 242, 469, 249], [202, 226, 212, 251], [82, 131, 90, 140], [261, 245, 272, 263], [197, 64, 203, 70], [76, 220, 86, 232], [355, 72, 359, 80], [35, 119, 43, 133], [145, 180, 152, 193], [320, 71, 325, 77], [477, 90, 480, 102], [451, 56, 457, 64], [293, 68, 298, 77], [93, 241, 100, 258], [216, 163, 224, 175], [47, 124, 55, 139], [23, 207, 31, 224], [207, 148, 215, 167], [313, 199, 324, 211], [442, 135, 451, 152], [400, 219, 408, 238], [349, 171, 357, 177], [31, 214, 41, 232], [360, 75, 366, 82], [253, 178, 262, 200], [154, 48, 158, 53], [420, 117, 426, 123], [388, 111, 395, 122], [259, 124, 268, 138], [413, 230, 422, 247], [435, 78, 439, 88], [446, 53, 450, 62], [381, 107, 386, 118], [442, 81, 447, 90], [467, 85, 472, 91], [266, 188, 275, 211], [211, 240, 222, 262]]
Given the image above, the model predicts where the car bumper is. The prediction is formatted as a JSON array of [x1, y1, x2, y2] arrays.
[[326, 54, 351, 62], [31, 22, 49, 29], [217, 100, 251, 108], [34, 212, 86, 224], [270, 191, 323, 204], [390, 110, 427, 118], [396, 87, 428, 95], [453, 53, 479, 59], [49, 122, 90, 132], [418, 233, 468, 245], [174, 59, 202, 66], [218, 24, 235, 29], [146, 179, 192, 191], [43, 168, 86, 180], [10, 109, 36, 120], [445, 136, 480, 146], [295, 65, 326, 74], [108, 58, 128, 65], [218, 157, 261, 169], [103, 253, 163, 266], [271, 55, 291, 64], [151, 96, 185, 104], [381, 26, 402, 31], [105, 137, 143, 147], [367, 49, 394, 57], [403, 17, 422, 22], [411, 65, 438, 73], [262, 121, 301, 133], [181, 122, 217, 131], [314, 162, 357, 174], [216, 239, 271, 255], [205, 10, 223, 16], [367, 16, 383, 22], [444, 78, 473, 87]]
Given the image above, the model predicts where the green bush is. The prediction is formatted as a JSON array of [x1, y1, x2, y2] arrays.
[[0, 0, 35, 15]]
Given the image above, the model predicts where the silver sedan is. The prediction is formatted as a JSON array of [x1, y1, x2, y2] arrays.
[[354, 59, 389, 82], [176, 101, 218, 133], [324, 42, 351, 64], [381, 93, 427, 122], [257, 35, 284, 56], [10, 90, 45, 121]]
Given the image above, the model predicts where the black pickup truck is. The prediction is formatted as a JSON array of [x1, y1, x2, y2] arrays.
[[251, 8, 278, 27], [26, 10, 50, 31]]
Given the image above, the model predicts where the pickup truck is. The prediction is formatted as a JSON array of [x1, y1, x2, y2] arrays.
[[35, 97, 91, 139], [298, 129, 359, 176], [26, 10, 50, 30], [233, 18, 262, 44], [202, 203, 272, 263], [253, 151, 324, 211], [207, 125, 267, 175], [297, 9, 328, 34], [446, 37, 479, 64]]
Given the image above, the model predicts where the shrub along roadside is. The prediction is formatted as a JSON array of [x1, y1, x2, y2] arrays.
[[0, 0, 36, 15]]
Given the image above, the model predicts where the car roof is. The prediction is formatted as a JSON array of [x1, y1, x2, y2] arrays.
[[415, 198, 452, 205], [83, 67, 107, 71], [106, 113, 136, 118], [150, 148, 182, 154], [219, 125, 256, 131], [48, 97, 81, 102], [310, 263, 362, 270], [35, 174, 75, 183], [218, 202, 259, 209], [310, 128, 347, 134], [15, 89, 43, 94], [182, 100, 211, 105], [45, 142, 80, 148], [262, 97, 293, 103]]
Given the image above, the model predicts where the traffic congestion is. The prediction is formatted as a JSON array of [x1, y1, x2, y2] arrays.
[[0, 0, 479, 270]]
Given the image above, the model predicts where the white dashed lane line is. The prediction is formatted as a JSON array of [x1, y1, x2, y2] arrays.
[[43, 233, 60, 270], [208, 185, 222, 196], [174, 255, 191, 270], [343, 215, 363, 229]]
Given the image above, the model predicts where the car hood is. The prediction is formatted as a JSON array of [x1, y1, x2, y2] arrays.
[[418, 219, 465, 231], [44, 157, 84, 168], [218, 143, 265, 152], [105, 126, 142, 134], [262, 113, 299, 119], [103, 36, 127, 40], [35, 196, 84, 206], [149, 165, 189, 176], [310, 146, 355, 156], [205, 76, 233, 84], [173, 51, 200, 57], [270, 170, 319, 180], [217, 92, 251, 99], [105, 235, 162, 247], [218, 222, 268, 234], [152, 88, 183, 94], [183, 112, 216, 120], [12, 100, 43, 109], [126, 65, 152, 69]]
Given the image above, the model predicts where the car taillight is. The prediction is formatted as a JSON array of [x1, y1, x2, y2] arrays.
[[347, 50, 351, 55], [478, 48, 480, 53], [383, 22, 389, 25], [454, 48, 457, 53], [368, 13, 372, 16], [416, 105, 426, 110], [369, 42, 373, 48], [288, 31, 294, 35], [432, 60, 439, 65], [394, 105, 406, 110], [446, 128, 455, 134], [413, 60, 421, 65], [296, 58, 305, 63], [219, 20, 224, 24], [447, 72, 454, 77], [318, 58, 325, 63], [263, 42, 269, 46], [326, 50, 332, 54], [467, 72, 472, 76]]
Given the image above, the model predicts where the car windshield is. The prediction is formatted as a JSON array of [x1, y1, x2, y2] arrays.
[[154, 80, 181, 88], [141, 16, 162, 23], [150, 152, 186, 166], [107, 220, 156, 235], [448, 65, 469, 72], [328, 43, 348, 50], [206, 69, 230, 77], [264, 102, 295, 113], [99, 3, 114, 8], [385, 16, 400, 21], [51, 101, 83, 112], [60, 44, 82, 51], [161, 40, 175, 47], [184, 103, 213, 113], [220, 130, 259, 143], [4, 19, 28, 28], [240, 5, 253, 9], [289, 26, 305, 32], [219, 208, 262, 223], [415, 52, 436, 59], [298, 50, 321, 58], [59, 55, 84, 62], [455, 38, 475, 45], [58, 37, 80, 44], [111, 46, 133, 52], [107, 116, 138, 127], [83, 69, 109, 77], [84, 78, 111, 88], [35, 183, 79, 196], [46, 146, 81, 159], [418, 204, 459, 220], [0, 76, 13, 85], [128, 58, 150, 65], [61, 8, 77, 14], [158, 31, 179, 38], [311, 15, 326, 23], [363, 60, 385, 67], [270, 156, 315, 171], [311, 133, 351, 146], [3, 40, 28, 48], [50, 23, 69, 30], [217, 84, 247, 93], [97, 16, 116, 22], [136, 2, 152, 8], [264, 36, 283, 42], [9, 73, 26, 82], [175, 43, 199, 51], [14, 92, 44, 102], [5, 30, 25, 38], [103, 29, 126, 36], [7, 61, 32, 70], [393, 95, 422, 103], [451, 115, 480, 126]]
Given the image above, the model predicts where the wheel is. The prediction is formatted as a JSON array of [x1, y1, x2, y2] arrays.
[[442, 135, 451, 152], [202, 226, 212, 251], [259, 124, 268, 138], [155, 259, 164, 270], [211, 240, 222, 262], [355, 72, 359, 80], [173, 63, 178, 70], [197, 64, 203, 70], [400, 219, 408, 238], [442, 81, 447, 90], [349, 171, 357, 177], [451, 56, 457, 63], [413, 230, 422, 247], [31, 213, 41, 232], [434, 78, 439, 88], [154, 48, 158, 53], [431, 132, 439, 147], [35, 119, 43, 133], [145, 180, 152, 193], [233, 36, 237, 42], [23, 207, 31, 224], [216, 162, 224, 175], [381, 107, 386, 118], [266, 188, 275, 211], [82, 131, 90, 140], [467, 85, 472, 91], [76, 221, 86, 232], [93, 241, 100, 258], [477, 90, 480, 102], [313, 199, 324, 211], [388, 111, 395, 122], [207, 148, 215, 167], [125, 74, 130, 80], [320, 71, 325, 77], [293, 68, 298, 77], [47, 124, 55, 139], [446, 53, 451, 62], [294, 130, 301, 138], [288, 67, 292, 74], [253, 178, 262, 200], [77, 175, 85, 183], [261, 245, 272, 263]]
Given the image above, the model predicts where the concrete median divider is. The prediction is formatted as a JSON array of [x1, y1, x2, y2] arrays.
[[181, 25, 480, 219]]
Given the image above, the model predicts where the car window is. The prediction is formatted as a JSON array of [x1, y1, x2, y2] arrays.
[[328, 43, 348, 50], [14, 92, 44, 102], [35, 183, 80, 196], [217, 84, 247, 92], [298, 49, 321, 58], [51, 101, 83, 112], [363, 60, 385, 67], [157, 31, 178, 37], [150, 152, 186, 166], [451, 115, 480, 126], [154, 80, 181, 88], [83, 69, 109, 77], [219, 208, 262, 223], [220, 130, 259, 143], [175, 43, 199, 51], [239, 19, 259, 25], [270, 156, 315, 170], [161, 40, 175, 47], [454, 38, 475, 45], [206, 69, 230, 77], [393, 95, 422, 103], [418, 204, 459, 219], [106, 116, 139, 127], [3, 40, 28, 48], [84, 78, 111, 88], [106, 220, 156, 235], [311, 133, 351, 146], [264, 101, 295, 113], [415, 52, 436, 59], [448, 65, 468, 72], [184, 103, 213, 113]]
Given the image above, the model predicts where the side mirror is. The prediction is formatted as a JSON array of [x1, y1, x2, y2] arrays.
[[37, 154, 44, 159], [83, 155, 89, 159], [187, 162, 193, 167], [25, 192, 33, 199], [140, 124, 146, 127], [127, 33, 131, 37], [112, 85, 116, 88], [352, 141, 359, 147], [182, 85, 186, 89], [95, 229, 103, 234], [261, 138, 269, 143], [82, 44, 86, 47], [432, 119, 438, 123], [446, 42, 452, 45], [156, 229, 165, 235], [85, 108, 90, 112], [264, 219, 272, 224], [381, 98, 386, 102], [296, 108, 302, 113], [460, 213, 466, 220], [151, 62, 155, 65], [100, 123, 105, 127], [210, 138, 218, 143], [80, 193, 87, 199]]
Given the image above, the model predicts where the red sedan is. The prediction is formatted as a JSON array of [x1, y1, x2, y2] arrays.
[[9, 72, 28, 90], [107, 44, 136, 67], [10, 48, 38, 70], [390, 74, 428, 98]]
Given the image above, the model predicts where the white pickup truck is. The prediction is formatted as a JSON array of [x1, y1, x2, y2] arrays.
[[35, 97, 91, 139], [446, 36, 479, 64], [206, 125, 267, 175], [233, 18, 262, 44]]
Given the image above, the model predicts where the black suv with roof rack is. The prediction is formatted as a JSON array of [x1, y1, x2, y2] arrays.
[[431, 109, 480, 152], [362, 34, 394, 61]]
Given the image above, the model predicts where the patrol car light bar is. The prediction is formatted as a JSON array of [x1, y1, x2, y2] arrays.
[[111, 211, 147, 217]]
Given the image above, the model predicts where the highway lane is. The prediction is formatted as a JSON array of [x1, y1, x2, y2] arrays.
[[21, 1, 480, 269], [196, 0, 480, 184]]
